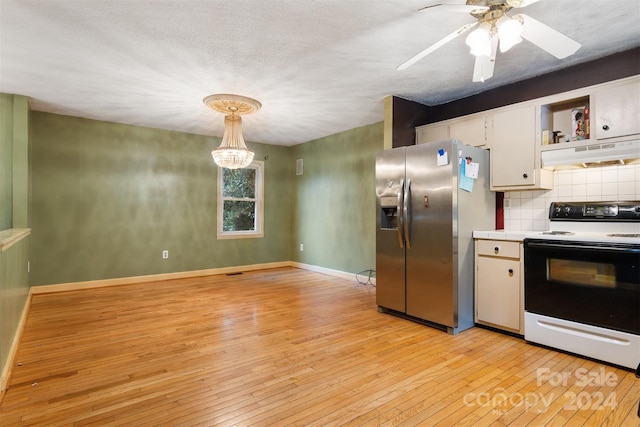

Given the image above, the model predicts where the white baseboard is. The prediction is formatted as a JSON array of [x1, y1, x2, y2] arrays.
[[0, 294, 30, 400], [30, 261, 292, 294], [290, 262, 376, 286], [30, 261, 375, 294], [291, 262, 356, 282]]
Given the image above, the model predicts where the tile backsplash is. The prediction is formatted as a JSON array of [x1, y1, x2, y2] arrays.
[[503, 164, 640, 231]]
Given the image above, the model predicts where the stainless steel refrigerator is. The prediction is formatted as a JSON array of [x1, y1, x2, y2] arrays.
[[376, 140, 494, 334]]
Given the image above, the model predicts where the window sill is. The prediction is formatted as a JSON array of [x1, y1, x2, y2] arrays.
[[217, 232, 264, 240]]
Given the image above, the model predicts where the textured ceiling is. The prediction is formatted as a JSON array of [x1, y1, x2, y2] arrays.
[[1, 0, 639, 146]]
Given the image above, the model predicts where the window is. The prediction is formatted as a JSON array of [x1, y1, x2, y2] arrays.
[[217, 161, 264, 239]]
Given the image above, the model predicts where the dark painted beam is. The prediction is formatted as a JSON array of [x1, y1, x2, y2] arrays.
[[390, 47, 639, 148], [390, 97, 432, 148], [429, 47, 640, 123]]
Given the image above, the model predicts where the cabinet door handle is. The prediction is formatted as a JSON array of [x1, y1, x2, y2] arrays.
[[522, 173, 528, 179], [602, 124, 610, 131], [508, 269, 514, 276]]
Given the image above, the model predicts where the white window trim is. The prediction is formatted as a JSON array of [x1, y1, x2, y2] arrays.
[[216, 160, 264, 240]]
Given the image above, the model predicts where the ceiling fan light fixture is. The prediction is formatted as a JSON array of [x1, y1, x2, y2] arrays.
[[203, 94, 261, 170], [499, 35, 523, 53], [465, 22, 492, 57], [496, 15, 524, 52], [398, 1, 581, 83]]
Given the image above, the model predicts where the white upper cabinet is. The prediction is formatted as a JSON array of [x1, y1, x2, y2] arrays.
[[491, 104, 552, 191], [416, 122, 449, 144], [450, 114, 489, 148], [416, 112, 490, 148], [416, 75, 639, 190], [594, 77, 640, 140]]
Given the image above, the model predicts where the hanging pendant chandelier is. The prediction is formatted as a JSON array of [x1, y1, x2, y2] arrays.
[[203, 94, 261, 169]]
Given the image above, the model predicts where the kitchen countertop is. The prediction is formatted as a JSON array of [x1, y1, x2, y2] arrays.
[[473, 230, 528, 242], [474, 228, 640, 244]]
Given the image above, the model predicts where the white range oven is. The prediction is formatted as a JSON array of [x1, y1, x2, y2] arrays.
[[524, 201, 640, 372]]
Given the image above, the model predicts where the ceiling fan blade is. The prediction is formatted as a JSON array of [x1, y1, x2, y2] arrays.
[[518, 14, 581, 59], [506, 0, 542, 8], [418, 2, 489, 13], [397, 22, 478, 71], [472, 36, 498, 82]]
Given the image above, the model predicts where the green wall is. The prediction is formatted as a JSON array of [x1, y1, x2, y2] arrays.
[[29, 112, 293, 285], [1, 94, 14, 230], [0, 94, 29, 230], [0, 94, 30, 388], [291, 122, 383, 274], [1, 236, 29, 381], [12, 96, 29, 229], [3, 103, 381, 384]]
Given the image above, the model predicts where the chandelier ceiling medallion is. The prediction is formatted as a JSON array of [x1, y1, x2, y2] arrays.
[[203, 94, 261, 169]]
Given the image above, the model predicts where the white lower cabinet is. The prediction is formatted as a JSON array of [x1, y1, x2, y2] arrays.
[[474, 239, 523, 334]]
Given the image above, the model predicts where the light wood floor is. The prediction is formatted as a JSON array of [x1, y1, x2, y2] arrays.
[[1, 267, 638, 426]]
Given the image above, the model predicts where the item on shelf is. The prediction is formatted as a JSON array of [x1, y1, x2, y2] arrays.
[[571, 106, 590, 141]]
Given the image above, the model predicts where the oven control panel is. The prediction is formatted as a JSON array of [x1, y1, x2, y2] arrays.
[[549, 201, 640, 221]]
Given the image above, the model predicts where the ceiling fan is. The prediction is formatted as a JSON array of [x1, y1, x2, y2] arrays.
[[398, 0, 581, 82]]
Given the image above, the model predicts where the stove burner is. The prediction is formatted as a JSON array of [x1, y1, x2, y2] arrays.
[[541, 231, 575, 235], [607, 233, 640, 238]]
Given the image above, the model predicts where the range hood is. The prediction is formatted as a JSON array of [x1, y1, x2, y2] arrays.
[[541, 139, 640, 168]]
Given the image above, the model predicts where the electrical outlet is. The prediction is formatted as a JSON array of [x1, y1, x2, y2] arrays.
[[162, 250, 169, 259], [300, 244, 304, 251]]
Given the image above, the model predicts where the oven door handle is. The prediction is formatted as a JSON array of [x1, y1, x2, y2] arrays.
[[527, 241, 640, 254]]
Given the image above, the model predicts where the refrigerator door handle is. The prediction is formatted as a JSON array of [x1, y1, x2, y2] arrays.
[[397, 179, 405, 248], [403, 179, 411, 249]]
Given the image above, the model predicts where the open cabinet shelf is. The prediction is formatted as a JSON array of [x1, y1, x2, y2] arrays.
[[540, 95, 590, 147]]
